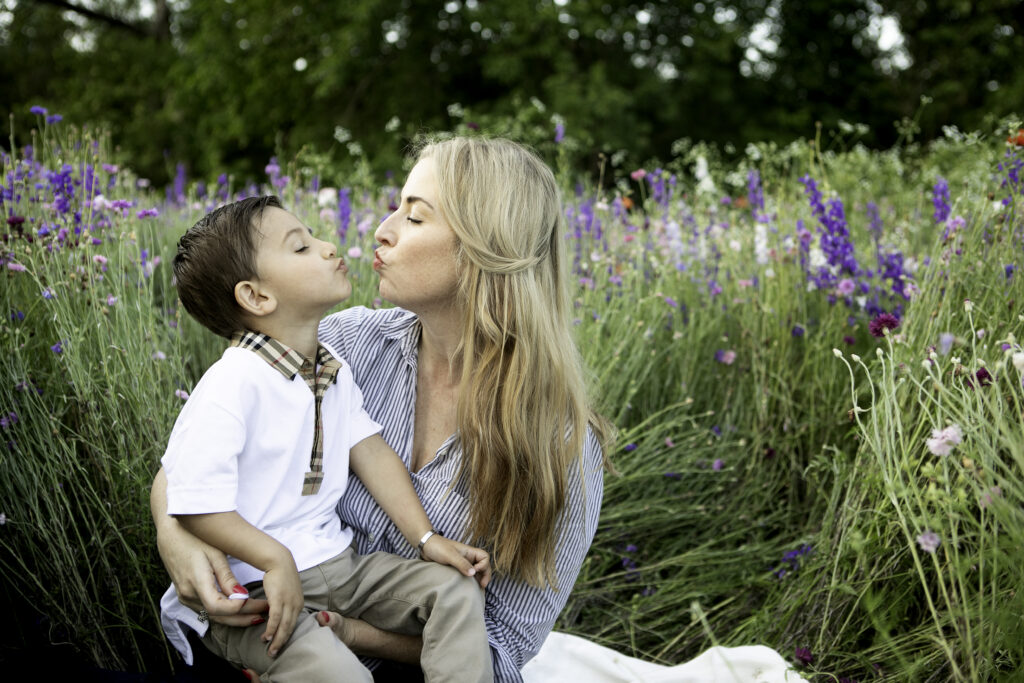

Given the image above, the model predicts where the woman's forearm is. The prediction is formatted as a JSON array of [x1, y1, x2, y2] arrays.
[[345, 618, 423, 664]]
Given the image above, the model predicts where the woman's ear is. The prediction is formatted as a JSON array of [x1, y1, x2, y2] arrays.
[[234, 280, 277, 317]]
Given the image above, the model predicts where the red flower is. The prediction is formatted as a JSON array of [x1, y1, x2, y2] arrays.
[[869, 312, 900, 338], [1007, 129, 1024, 147]]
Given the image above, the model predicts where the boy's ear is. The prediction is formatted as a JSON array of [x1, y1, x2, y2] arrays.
[[234, 279, 277, 317]]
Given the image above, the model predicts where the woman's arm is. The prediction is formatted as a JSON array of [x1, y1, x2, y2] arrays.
[[151, 467, 268, 625], [326, 613, 423, 663]]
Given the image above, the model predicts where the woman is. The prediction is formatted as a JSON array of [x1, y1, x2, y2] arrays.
[[152, 136, 613, 681]]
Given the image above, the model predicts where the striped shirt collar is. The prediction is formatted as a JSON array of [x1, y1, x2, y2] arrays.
[[378, 310, 422, 366], [229, 330, 336, 381]]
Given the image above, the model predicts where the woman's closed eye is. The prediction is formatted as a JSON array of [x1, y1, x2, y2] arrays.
[[407, 216, 423, 225], [295, 245, 309, 253]]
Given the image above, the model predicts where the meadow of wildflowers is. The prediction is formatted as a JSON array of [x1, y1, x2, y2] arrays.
[[2, 109, 1023, 681]]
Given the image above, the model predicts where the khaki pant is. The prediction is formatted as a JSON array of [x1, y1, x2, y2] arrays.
[[203, 548, 492, 683]]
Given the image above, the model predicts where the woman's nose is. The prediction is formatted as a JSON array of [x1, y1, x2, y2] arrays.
[[374, 213, 396, 245], [322, 240, 337, 258]]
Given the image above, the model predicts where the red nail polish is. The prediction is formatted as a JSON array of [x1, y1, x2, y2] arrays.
[[242, 670, 252, 681], [233, 584, 249, 595], [251, 616, 266, 625], [321, 611, 329, 622]]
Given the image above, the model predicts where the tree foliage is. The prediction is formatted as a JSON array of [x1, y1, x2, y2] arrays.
[[1, 0, 1020, 185]]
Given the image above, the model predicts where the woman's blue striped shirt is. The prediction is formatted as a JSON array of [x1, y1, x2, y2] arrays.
[[319, 306, 605, 682]]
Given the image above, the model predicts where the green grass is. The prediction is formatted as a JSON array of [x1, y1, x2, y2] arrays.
[[1, 114, 1022, 680]]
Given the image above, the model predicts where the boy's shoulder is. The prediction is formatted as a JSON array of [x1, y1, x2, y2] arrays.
[[189, 346, 275, 397]]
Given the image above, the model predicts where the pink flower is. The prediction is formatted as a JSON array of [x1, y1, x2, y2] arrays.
[[174, 389, 189, 400], [712, 458, 724, 471], [836, 278, 856, 296], [630, 169, 647, 181], [926, 424, 962, 456], [93, 255, 108, 266], [916, 530, 941, 553], [347, 246, 363, 259], [106, 295, 118, 306], [665, 437, 675, 448], [979, 486, 1003, 509], [6, 262, 26, 272]]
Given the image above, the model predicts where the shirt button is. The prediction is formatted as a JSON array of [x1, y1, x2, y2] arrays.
[[367, 533, 375, 542]]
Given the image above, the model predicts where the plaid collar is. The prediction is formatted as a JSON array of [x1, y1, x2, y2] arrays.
[[230, 330, 337, 382]]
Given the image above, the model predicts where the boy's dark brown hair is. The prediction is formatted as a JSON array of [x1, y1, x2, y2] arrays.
[[173, 195, 281, 338]]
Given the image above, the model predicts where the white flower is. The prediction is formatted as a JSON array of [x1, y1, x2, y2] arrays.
[[926, 424, 962, 456], [317, 188, 338, 208], [1012, 352, 1024, 373]]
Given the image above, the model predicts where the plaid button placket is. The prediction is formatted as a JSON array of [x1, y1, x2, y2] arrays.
[[231, 331, 340, 496]]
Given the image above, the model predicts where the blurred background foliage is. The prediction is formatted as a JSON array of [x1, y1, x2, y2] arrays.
[[2, 0, 1022, 187]]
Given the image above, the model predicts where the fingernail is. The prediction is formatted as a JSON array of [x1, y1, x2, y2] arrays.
[[321, 611, 330, 622], [232, 584, 249, 595], [243, 670, 252, 681], [251, 616, 266, 625], [468, 568, 476, 575]]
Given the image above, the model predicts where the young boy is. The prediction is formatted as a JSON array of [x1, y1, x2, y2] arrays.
[[158, 195, 493, 682]]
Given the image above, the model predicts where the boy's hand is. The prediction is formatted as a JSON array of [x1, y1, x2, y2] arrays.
[[421, 536, 492, 589], [259, 560, 305, 658]]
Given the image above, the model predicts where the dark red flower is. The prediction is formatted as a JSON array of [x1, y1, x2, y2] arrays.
[[795, 647, 814, 666], [966, 367, 993, 389], [869, 312, 900, 338]]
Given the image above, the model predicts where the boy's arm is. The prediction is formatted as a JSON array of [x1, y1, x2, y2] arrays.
[[176, 512, 303, 658], [151, 468, 267, 627], [349, 435, 491, 587]]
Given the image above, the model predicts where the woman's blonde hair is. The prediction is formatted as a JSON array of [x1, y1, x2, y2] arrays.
[[417, 136, 612, 587]]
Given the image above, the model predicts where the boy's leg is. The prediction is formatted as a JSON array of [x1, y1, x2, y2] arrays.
[[202, 559, 373, 683], [314, 550, 492, 683]]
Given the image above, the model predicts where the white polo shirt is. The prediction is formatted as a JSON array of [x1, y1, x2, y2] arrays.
[[159, 339, 381, 662]]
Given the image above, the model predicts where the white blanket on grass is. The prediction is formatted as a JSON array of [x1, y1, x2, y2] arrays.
[[522, 632, 808, 683]]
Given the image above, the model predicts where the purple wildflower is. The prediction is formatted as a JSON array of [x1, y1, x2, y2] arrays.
[[791, 325, 805, 337], [554, 121, 565, 143], [711, 458, 724, 471], [29, 105, 48, 116], [746, 169, 765, 212], [932, 177, 951, 223], [794, 647, 814, 666], [938, 333, 955, 355], [46, 114, 63, 124], [715, 349, 736, 365], [624, 443, 637, 452], [50, 341, 64, 354]]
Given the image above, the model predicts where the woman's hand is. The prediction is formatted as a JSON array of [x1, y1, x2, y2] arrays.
[[421, 536, 492, 589], [153, 467, 269, 625], [156, 514, 269, 626]]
